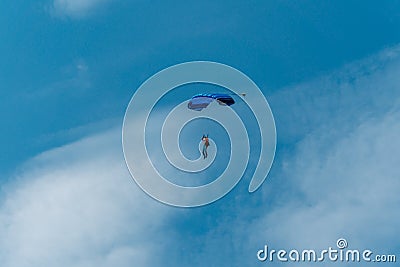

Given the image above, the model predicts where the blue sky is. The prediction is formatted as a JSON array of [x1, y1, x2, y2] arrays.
[[1, 1, 400, 266]]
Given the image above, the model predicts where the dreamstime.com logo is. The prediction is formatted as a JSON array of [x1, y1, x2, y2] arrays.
[[122, 61, 276, 207], [257, 238, 397, 263]]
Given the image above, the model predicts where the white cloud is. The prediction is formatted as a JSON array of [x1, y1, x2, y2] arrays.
[[256, 111, 400, 245], [3, 43, 400, 266], [0, 128, 169, 267], [244, 45, 400, 262], [173, 45, 400, 266], [50, 0, 111, 18], [270, 45, 400, 144]]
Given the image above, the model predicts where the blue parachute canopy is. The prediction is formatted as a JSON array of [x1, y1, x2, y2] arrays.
[[188, 93, 235, 111]]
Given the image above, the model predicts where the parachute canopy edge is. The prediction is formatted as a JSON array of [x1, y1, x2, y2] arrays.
[[188, 93, 235, 111]]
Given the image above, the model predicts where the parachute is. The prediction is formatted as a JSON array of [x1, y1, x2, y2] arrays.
[[188, 93, 235, 111]]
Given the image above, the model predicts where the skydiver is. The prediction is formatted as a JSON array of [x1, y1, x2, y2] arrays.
[[202, 134, 210, 159]]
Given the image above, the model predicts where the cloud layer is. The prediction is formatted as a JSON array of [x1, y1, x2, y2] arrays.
[[0, 129, 169, 267], [1, 45, 399, 266], [244, 45, 400, 264], [168, 45, 400, 266]]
